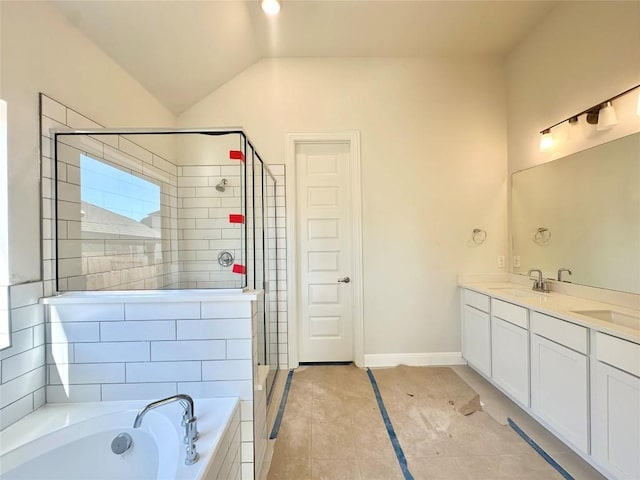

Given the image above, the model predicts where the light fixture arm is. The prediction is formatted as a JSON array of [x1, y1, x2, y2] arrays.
[[539, 83, 640, 134]]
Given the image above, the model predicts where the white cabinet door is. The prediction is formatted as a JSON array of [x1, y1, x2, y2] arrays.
[[592, 361, 640, 479], [462, 305, 491, 377], [531, 334, 589, 453], [491, 317, 529, 406]]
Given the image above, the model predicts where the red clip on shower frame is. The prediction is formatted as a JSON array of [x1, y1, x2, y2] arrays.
[[232, 264, 246, 275], [229, 150, 245, 162]]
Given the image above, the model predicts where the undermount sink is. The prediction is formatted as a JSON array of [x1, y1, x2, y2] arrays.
[[571, 309, 640, 330], [489, 287, 548, 298]]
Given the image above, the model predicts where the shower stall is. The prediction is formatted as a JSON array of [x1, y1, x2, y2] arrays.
[[50, 128, 280, 398]]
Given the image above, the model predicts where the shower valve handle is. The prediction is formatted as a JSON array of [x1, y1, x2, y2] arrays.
[[338, 277, 351, 284]]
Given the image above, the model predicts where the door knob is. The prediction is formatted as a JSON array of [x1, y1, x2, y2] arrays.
[[338, 277, 351, 283]]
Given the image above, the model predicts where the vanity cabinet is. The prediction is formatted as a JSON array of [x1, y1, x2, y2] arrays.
[[461, 286, 640, 478], [490, 299, 529, 407], [592, 333, 640, 479], [530, 311, 589, 453], [462, 290, 491, 377]]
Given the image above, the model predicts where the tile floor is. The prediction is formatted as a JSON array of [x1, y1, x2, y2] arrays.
[[450, 366, 606, 480], [264, 364, 606, 480]]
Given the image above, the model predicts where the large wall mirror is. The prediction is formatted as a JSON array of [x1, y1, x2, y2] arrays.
[[511, 133, 640, 294]]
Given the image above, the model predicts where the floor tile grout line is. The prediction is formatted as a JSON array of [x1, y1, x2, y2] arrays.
[[269, 369, 294, 440], [507, 417, 575, 480], [366, 368, 415, 480]]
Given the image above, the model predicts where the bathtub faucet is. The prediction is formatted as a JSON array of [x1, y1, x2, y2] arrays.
[[133, 394, 199, 465]]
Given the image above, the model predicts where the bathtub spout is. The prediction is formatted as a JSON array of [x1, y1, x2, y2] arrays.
[[133, 394, 195, 428], [134, 394, 199, 465]]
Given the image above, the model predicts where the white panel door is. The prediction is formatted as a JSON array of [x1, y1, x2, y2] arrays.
[[297, 142, 353, 362]]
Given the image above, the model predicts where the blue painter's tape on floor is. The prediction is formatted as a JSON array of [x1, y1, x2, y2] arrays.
[[269, 369, 294, 440], [507, 417, 575, 480], [367, 368, 415, 480]]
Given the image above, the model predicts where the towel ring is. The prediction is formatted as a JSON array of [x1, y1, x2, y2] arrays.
[[472, 228, 487, 245], [534, 227, 551, 245]]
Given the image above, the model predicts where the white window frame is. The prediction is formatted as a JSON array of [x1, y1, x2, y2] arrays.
[[0, 99, 9, 349]]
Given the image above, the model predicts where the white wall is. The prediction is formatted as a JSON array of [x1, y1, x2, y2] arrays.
[[506, 1, 640, 174], [179, 57, 509, 355], [0, 1, 176, 283]]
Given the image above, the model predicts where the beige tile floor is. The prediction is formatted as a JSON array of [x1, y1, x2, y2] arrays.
[[265, 364, 605, 480], [450, 366, 606, 480]]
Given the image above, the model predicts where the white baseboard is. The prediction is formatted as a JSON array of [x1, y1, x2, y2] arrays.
[[364, 352, 466, 368]]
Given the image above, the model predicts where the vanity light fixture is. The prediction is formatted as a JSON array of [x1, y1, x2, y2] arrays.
[[539, 129, 553, 152], [261, 0, 281, 15], [539, 83, 640, 151], [596, 101, 618, 130]]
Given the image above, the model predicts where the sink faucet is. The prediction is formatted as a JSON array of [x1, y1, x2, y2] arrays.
[[133, 394, 199, 465], [557, 268, 572, 282], [527, 269, 549, 292]]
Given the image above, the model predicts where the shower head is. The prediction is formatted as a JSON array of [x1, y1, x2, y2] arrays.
[[215, 178, 228, 192]]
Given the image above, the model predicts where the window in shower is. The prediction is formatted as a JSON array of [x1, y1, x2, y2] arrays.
[[81, 154, 161, 225], [74, 154, 164, 290]]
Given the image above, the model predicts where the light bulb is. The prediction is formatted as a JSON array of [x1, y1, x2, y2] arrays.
[[539, 129, 553, 152], [261, 0, 280, 15], [596, 101, 618, 131]]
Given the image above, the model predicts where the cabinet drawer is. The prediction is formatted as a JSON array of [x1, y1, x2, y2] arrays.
[[531, 311, 588, 354], [492, 299, 528, 329], [595, 332, 640, 377], [464, 289, 489, 313]]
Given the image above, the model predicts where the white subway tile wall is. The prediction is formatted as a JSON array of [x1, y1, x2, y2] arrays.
[[40, 93, 289, 368], [44, 293, 260, 478], [268, 165, 288, 368], [0, 282, 46, 430], [176, 163, 243, 289], [39, 94, 281, 294]]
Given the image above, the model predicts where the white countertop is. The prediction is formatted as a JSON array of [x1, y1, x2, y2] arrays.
[[460, 281, 640, 344]]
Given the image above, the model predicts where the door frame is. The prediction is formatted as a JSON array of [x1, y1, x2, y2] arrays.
[[285, 132, 364, 368]]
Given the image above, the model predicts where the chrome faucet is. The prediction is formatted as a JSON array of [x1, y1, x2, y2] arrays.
[[557, 268, 572, 282], [133, 394, 199, 465], [527, 269, 549, 292]]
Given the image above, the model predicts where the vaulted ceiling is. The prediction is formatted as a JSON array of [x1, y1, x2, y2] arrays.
[[52, 1, 556, 115]]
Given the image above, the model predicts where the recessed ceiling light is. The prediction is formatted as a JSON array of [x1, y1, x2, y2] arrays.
[[261, 0, 280, 15]]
